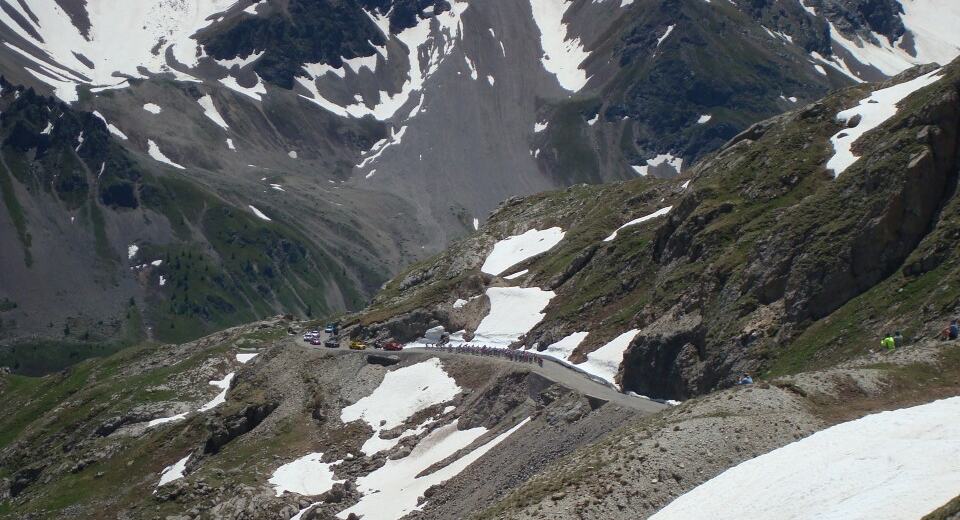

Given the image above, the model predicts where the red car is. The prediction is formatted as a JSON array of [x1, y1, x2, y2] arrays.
[[310, 338, 323, 346], [383, 341, 403, 351]]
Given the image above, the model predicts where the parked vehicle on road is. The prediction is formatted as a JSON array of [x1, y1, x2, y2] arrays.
[[324, 323, 340, 334], [349, 340, 367, 350], [324, 338, 339, 348], [309, 337, 323, 346], [383, 341, 403, 351]]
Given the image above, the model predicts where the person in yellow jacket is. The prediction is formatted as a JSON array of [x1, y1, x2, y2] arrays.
[[880, 333, 896, 351]]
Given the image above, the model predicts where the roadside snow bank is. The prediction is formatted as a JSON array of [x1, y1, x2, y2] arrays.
[[472, 287, 555, 346], [578, 330, 639, 386], [651, 395, 960, 520], [481, 227, 565, 275]]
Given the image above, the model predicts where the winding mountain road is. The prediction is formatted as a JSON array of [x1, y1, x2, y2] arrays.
[[293, 334, 667, 413]]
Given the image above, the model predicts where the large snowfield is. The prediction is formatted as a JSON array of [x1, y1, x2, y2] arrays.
[[651, 396, 960, 520]]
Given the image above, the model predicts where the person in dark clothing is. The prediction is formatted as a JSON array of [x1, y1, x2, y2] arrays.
[[893, 331, 904, 349]]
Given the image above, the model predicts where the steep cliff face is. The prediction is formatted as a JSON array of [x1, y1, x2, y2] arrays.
[[344, 60, 960, 400]]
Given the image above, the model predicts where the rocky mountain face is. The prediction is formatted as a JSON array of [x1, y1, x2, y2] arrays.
[[344, 59, 960, 401], [0, 0, 957, 356]]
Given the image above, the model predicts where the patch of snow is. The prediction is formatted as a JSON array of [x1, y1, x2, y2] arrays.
[[472, 217, 480, 230], [143, 103, 162, 114], [197, 373, 234, 412], [248, 205, 272, 221], [534, 121, 548, 133], [215, 50, 264, 70], [504, 269, 529, 280], [226, 138, 235, 150], [813, 63, 827, 75], [604, 206, 672, 242], [151, 259, 163, 267], [300, 3, 469, 121], [656, 25, 675, 47], [288, 150, 298, 159], [157, 455, 191, 487], [464, 55, 478, 80], [236, 353, 258, 363], [41, 121, 53, 135], [681, 179, 691, 189], [827, 68, 944, 177], [337, 418, 530, 520], [578, 329, 639, 386], [92, 111, 128, 139], [127, 244, 139, 260], [197, 95, 229, 130], [159, 275, 167, 287], [220, 74, 267, 101], [487, 74, 495, 85], [651, 396, 960, 520], [480, 227, 565, 275], [472, 287, 554, 346], [270, 184, 284, 191], [147, 412, 187, 428], [587, 113, 599, 125], [697, 114, 712, 124], [529, 0, 590, 92], [453, 298, 469, 309], [342, 359, 460, 430], [540, 332, 589, 363], [270, 453, 344, 497], [631, 165, 648, 176], [147, 140, 185, 170]]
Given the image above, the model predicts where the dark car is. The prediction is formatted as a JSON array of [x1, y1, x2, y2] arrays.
[[324, 339, 339, 348], [383, 341, 403, 351], [324, 323, 340, 334]]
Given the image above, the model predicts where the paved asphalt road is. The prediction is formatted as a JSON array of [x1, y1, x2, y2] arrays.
[[293, 332, 667, 414]]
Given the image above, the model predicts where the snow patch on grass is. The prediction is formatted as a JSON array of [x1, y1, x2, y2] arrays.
[[248, 205, 272, 221], [827, 68, 943, 177], [236, 353, 258, 363], [197, 95, 229, 129], [197, 372, 234, 412], [604, 206, 672, 241], [143, 103, 162, 114], [147, 140, 185, 170], [157, 455, 191, 488], [481, 227, 565, 275]]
